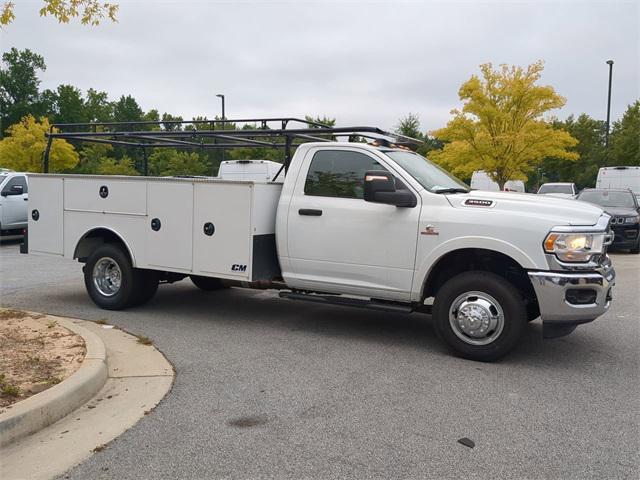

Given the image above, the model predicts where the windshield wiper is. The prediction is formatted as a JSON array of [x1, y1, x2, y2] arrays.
[[432, 188, 470, 194]]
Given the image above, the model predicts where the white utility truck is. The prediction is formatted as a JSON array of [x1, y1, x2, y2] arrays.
[[23, 118, 616, 360]]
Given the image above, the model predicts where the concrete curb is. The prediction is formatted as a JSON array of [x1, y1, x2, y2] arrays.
[[0, 316, 108, 448]]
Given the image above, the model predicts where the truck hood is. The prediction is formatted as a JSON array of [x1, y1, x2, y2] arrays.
[[445, 190, 604, 227]]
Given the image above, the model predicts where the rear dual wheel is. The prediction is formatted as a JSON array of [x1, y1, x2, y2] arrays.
[[84, 244, 158, 310]]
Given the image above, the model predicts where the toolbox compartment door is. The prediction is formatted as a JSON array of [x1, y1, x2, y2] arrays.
[[146, 182, 193, 271], [27, 176, 64, 255], [193, 183, 252, 279], [64, 177, 146, 215]]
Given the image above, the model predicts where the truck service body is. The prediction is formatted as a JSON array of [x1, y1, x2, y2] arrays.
[[23, 119, 616, 360]]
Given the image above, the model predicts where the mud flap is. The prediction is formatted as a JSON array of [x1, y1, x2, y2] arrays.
[[19, 228, 28, 254]]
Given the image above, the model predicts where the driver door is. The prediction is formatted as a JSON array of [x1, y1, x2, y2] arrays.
[[287, 148, 421, 301]]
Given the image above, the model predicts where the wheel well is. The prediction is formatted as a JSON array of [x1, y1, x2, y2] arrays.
[[422, 248, 539, 316], [74, 228, 134, 264]]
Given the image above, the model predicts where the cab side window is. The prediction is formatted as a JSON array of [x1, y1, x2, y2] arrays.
[[2, 176, 27, 194], [304, 150, 385, 199]]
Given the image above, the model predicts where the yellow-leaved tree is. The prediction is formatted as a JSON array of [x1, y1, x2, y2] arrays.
[[0, 115, 79, 172], [430, 61, 579, 189], [1, 0, 118, 26]]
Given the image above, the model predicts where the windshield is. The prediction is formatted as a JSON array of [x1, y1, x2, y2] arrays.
[[538, 184, 573, 194], [578, 190, 636, 208], [384, 151, 469, 193]]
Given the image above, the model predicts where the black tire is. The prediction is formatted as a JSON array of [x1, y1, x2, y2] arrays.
[[84, 243, 139, 310], [130, 269, 160, 307], [630, 239, 640, 254], [433, 271, 527, 361], [190, 275, 226, 291]]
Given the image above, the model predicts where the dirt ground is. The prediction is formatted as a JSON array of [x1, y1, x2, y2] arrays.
[[0, 309, 86, 412]]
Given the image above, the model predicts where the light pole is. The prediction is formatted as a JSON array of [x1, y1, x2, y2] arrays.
[[216, 94, 226, 164], [605, 60, 614, 151]]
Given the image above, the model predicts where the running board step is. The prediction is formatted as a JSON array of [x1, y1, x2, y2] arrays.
[[279, 291, 413, 314]]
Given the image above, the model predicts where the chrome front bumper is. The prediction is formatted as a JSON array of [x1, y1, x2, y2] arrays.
[[528, 260, 615, 329]]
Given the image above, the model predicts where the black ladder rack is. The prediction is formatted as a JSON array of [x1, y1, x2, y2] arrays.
[[43, 116, 422, 174]]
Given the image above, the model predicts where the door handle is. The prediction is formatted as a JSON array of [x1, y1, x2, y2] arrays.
[[298, 209, 322, 216], [24, 197, 28, 201]]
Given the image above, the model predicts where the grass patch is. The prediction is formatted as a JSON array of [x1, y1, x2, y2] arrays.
[[47, 376, 62, 385], [136, 335, 153, 346], [0, 309, 30, 320], [96, 319, 108, 325], [46, 320, 57, 329], [0, 374, 20, 397]]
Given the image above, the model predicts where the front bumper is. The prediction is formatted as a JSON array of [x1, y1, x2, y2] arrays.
[[611, 224, 639, 249], [528, 259, 615, 337]]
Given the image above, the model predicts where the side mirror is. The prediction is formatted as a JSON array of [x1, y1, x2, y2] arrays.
[[363, 170, 416, 208]]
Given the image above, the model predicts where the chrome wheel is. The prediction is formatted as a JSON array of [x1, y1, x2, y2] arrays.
[[449, 291, 505, 346], [92, 257, 122, 297]]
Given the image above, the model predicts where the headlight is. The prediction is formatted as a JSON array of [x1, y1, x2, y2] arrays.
[[625, 215, 639, 224], [544, 232, 606, 262]]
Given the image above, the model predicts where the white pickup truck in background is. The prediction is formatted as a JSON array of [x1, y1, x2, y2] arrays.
[[22, 120, 616, 361], [0, 171, 29, 237]]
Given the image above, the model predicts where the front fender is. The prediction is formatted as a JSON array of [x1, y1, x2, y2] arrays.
[[411, 236, 543, 302]]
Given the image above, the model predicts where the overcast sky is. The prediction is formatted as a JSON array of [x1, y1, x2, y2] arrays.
[[2, 0, 639, 131]]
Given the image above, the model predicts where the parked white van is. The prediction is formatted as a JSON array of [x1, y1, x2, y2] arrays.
[[597, 166, 640, 200], [470, 171, 525, 192]]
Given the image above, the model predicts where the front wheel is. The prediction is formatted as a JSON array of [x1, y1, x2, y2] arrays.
[[630, 239, 640, 254], [433, 271, 526, 361]]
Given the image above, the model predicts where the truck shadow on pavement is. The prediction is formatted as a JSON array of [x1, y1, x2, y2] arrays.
[[136, 285, 600, 365], [34, 280, 611, 367]]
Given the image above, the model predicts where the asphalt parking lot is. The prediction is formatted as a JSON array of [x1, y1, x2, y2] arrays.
[[1, 241, 638, 480]]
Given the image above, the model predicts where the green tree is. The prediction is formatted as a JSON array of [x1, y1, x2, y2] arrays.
[[85, 88, 113, 122], [161, 151, 208, 176], [395, 113, 422, 139], [1, 0, 118, 26], [395, 113, 442, 156], [146, 149, 208, 176], [430, 61, 579, 189], [95, 156, 138, 175], [162, 112, 183, 131], [537, 114, 606, 190], [0, 115, 79, 172], [113, 95, 143, 124], [609, 100, 640, 166], [44, 84, 88, 124], [74, 142, 113, 173], [147, 149, 176, 176], [0, 48, 47, 136], [305, 115, 336, 128]]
